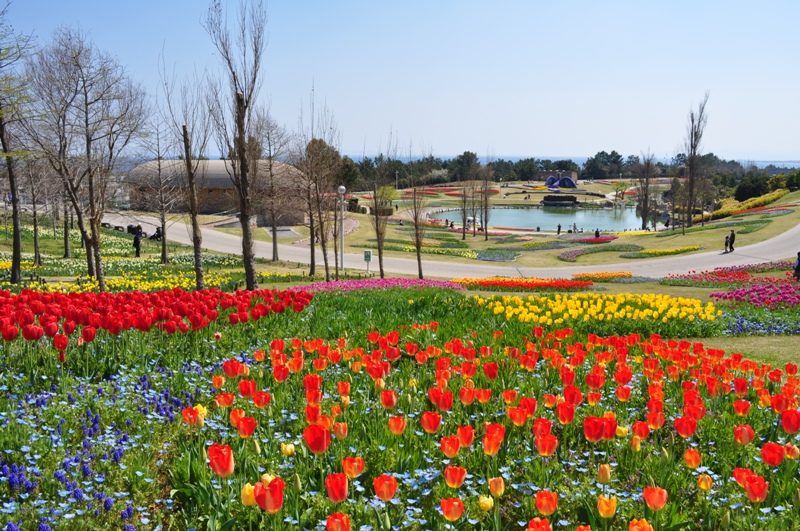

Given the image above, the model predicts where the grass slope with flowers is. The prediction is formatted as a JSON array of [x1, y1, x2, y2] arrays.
[[0, 269, 799, 531]]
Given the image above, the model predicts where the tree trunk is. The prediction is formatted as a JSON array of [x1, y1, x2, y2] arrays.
[[271, 221, 278, 261], [183, 125, 204, 290], [63, 201, 71, 258], [307, 187, 316, 276], [235, 92, 258, 291], [0, 112, 21, 284], [416, 243, 423, 279], [160, 212, 169, 265], [31, 185, 41, 267]]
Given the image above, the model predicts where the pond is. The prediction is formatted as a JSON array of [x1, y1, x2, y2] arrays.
[[440, 206, 650, 232]]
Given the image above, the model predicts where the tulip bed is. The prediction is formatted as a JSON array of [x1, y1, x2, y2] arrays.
[[1, 283, 799, 531], [451, 277, 593, 292]]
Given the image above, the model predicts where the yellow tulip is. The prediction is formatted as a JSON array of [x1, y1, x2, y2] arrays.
[[241, 483, 256, 506], [479, 495, 494, 511]]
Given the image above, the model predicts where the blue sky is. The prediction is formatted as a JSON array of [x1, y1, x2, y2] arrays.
[[11, 1, 800, 163]]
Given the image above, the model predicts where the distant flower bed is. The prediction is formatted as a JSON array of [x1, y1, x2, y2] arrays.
[[492, 226, 539, 233], [714, 261, 793, 274], [558, 244, 643, 262], [571, 235, 618, 244], [711, 282, 800, 309], [476, 249, 518, 262], [521, 240, 571, 251], [620, 246, 700, 259], [572, 271, 632, 282], [477, 189, 500, 194], [446, 227, 512, 236], [401, 190, 439, 197], [444, 191, 464, 197], [612, 231, 652, 237], [452, 277, 592, 291], [294, 277, 464, 293]]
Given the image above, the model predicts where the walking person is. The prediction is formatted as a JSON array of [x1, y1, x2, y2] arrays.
[[557, 223, 561, 235], [793, 251, 800, 281], [133, 227, 142, 258], [729, 230, 736, 252], [724, 235, 729, 253]]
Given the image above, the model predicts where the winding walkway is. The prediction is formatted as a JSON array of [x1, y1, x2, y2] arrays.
[[103, 213, 800, 279]]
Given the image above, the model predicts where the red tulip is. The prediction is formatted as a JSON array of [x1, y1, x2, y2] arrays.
[[342, 456, 365, 479], [253, 391, 271, 408], [733, 467, 755, 487], [229, 409, 245, 428], [744, 474, 769, 503], [440, 498, 464, 522], [673, 417, 696, 439], [483, 362, 498, 380], [733, 424, 755, 446], [527, 517, 552, 531], [380, 390, 398, 409], [564, 385, 583, 406], [761, 442, 785, 466], [303, 424, 331, 455], [374, 474, 398, 501], [535, 490, 558, 516], [683, 448, 701, 469], [632, 421, 650, 439], [53, 333, 68, 351], [254, 477, 285, 513], [223, 358, 244, 378], [643, 486, 668, 512], [502, 389, 518, 404], [458, 387, 475, 405], [326, 473, 348, 503], [326, 512, 350, 531], [420, 411, 442, 434], [535, 433, 559, 457], [303, 373, 322, 391], [237, 416, 257, 438], [647, 411, 665, 430], [782, 409, 800, 434], [532, 417, 552, 437], [733, 399, 751, 417], [337, 381, 350, 396], [555, 403, 575, 425], [215, 392, 235, 408], [388, 415, 406, 435], [443, 465, 467, 488], [440, 436, 460, 458], [616, 386, 632, 402], [475, 388, 492, 403], [208, 443, 234, 478], [81, 326, 96, 343], [507, 406, 530, 427], [238, 379, 256, 397], [583, 416, 604, 443]]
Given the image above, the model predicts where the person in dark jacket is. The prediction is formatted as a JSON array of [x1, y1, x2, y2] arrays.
[[729, 230, 736, 251], [133, 226, 142, 258]]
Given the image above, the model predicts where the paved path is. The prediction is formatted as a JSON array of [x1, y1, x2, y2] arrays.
[[104, 213, 800, 279]]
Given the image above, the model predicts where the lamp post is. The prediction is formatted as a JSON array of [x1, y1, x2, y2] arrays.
[[338, 185, 346, 273]]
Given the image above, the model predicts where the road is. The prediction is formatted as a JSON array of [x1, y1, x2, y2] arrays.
[[104, 213, 800, 279]]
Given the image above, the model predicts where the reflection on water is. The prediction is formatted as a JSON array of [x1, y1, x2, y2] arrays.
[[455, 207, 645, 232]]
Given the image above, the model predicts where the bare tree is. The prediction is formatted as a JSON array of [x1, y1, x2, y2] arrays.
[[636, 151, 656, 230], [25, 26, 146, 291], [160, 58, 211, 290], [408, 147, 432, 279], [366, 133, 398, 279], [21, 159, 51, 266], [252, 108, 292, 261], [480, 155, 495, 241], [205, 0, 267, 291], [684, 92, 709, 228], [0, 2, 33, 283], [292, 95, 341, 282]]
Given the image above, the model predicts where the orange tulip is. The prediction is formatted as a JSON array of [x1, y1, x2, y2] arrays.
[[683, 448, 701, 469], [457, 425, 475, 447], [458, 387, 475, 405], [507, 406, 530, 427], [208, 443, 234, 478], [488, 476, 505, 497], [535, 490, 558, 516], [440, 498, 464, 522], [229, 408, 245, 428], [212, 375, 225, 389], [326, 473, 348, 503], [254, 477, 284, 513], [502, 389, 518, 404], [333, 422, 348, 440], [374, 474, 398, 501], [326, 512, 350, 531], [420, 411, 442, 434], [440, 436, 460, 458], [388, 416, 406, 435], [597, 495, 617, 518], [215, 392, 235, 408], [341, 456, 365, 479], [535, 433, 559, 457], [475, 388, 492, 403], [628, 518, 654, 531], [697, 474, 713, 491], [443, 465, 467, 488], [732, 399, 751, 417], [597, 464, 611, 484], [643, 486, 668, 512]]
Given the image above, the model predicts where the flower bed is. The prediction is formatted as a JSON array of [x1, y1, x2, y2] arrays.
[[571, 235, 619, 244], [558, 244, 643, 262], [620, 246, 701, 259], [572, 272, 632, 282], [293, 278, 464, 293], [710, 282, 800, 309], [451, 277, 593, 291]]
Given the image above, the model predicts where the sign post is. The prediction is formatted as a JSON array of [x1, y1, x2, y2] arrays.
[[364, 250, 371, 274]]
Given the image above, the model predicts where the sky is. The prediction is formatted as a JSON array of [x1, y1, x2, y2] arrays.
[[10, 0, 800, 164]]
